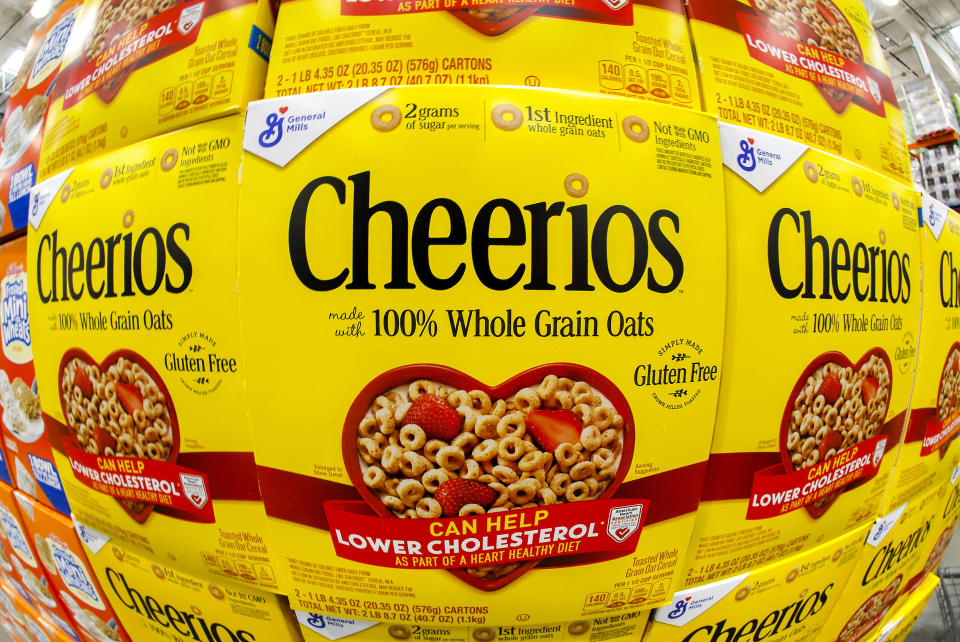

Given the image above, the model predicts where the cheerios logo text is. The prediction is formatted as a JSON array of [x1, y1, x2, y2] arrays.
[[939, 251, 960, 309], [35, 226, 193, 303], [680, 584, 833, 641], [288, 171, 684, 293], [106, 568, 256, 641], [768, 208, 911, 303], [862, 520, 931, 584]]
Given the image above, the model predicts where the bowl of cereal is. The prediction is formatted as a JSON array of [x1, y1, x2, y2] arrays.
[[779, 348, 892, 518], [58, 348, 179, 523], [838, 575, 901, 642], [343, 363, 634, 590], [936, 343, 960, 453]]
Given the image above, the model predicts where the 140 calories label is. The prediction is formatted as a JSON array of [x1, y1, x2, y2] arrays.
[[326, 500, 647, 569]]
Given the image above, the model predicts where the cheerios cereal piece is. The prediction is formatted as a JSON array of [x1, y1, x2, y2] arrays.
[[381, 445, 403, 474], [399, 424, 426, 450], [416, 497, 442, 518], [565, 481, 590, 502], [550, 473, 571, 495], [468, 390, 492, 412], [371, 105, 402, 131], [472, 439, 499, 462], [580, 425, 602, 451], [508, 479, 539, 504], [622, 116, 649, 143], [570, 461, 596, 481], [376, 407, 396, 434], [537, 488, 557, 505], [397, 479, 425, 507], [498, 437, 526, 461], [400, 451, 431, 478], [491, 104, 523, 131], [408, 380, 434, 400], [592, 448, 616, 469], [513, 388, 541, 412], [460, 503, 486, 517], [461, 458, 482, 479], [555, 443, 579, 469], [475, 414, 500, 439], [493, 465, 519, 485], [452, 432, 479, 451], [422, 468, 449, 493], [363, 466, 386, 489], [518, 451, 549, 472], [437, 446, 466, 471], [383, 496, 404, 513], [423, 439, 447, 462]]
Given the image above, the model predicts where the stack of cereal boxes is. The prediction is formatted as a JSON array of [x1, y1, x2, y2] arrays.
[[1, 0, 955, 640]]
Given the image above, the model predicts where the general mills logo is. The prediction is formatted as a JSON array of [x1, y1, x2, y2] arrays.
[[259, 107, 288, 148], [870, 520, 890, 545], [737, 138, 757, 172], [306, 613, 325, 629], [667, 596, 691, 619]]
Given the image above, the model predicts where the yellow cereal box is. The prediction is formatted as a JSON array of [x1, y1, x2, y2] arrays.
[[817, 482, 947, 642], [266, 0, 699, 109], [865, 574, 938, 642], [646, 525, 870, 642], [295, 611, 652, 642], [80, 538, 301, 642], [685, 0, 911, 186], [37, 0, 275, 179], [682, 124, 921, 588], [884, 197, 960, 511], [27, 116, 281, 592], [239, 85, 726, 622]]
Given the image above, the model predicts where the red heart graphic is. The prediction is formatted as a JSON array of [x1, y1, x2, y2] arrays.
[[343, 363, 634, 591], [779, 348, 892, 518], [749, 0, 863, 115], [57, 349, 180, 523], [839, 575, 901, 642], [279, 107, 288, 114], [748, 138, 755, 145], [449, 5, 540, 36]]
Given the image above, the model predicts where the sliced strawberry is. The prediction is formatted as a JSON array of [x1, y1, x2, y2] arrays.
[[818, 430, 844, 459], [817, 2, 840, 28], [526, 409, 583, 453], [816, 372, 842, 405], [402, 394, 461, 441], [92, 426, 117, 453], [862, 377, 879, 404], [433, 479, 497, 517], [952, 355, 959, 374], [73, 368, 93, 398], [115, 382, 144, 417]]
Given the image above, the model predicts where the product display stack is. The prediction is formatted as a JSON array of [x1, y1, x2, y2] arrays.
[[0, 0, 950, 639]]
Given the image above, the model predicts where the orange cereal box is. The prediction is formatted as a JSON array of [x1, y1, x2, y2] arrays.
[[266, 0, 698, 108], [14, 490, 129, 642], [295, 611, 653, 642], [685, 0, 912, 186], [38, 0, 275, 178], [0, 0, 81, 237], [884, 196, 960, 511], [27, 116, 280, 592], [239, 85, 726, 621], [82, 539, 300, 642], [647, 525, 870, 642], [0, 481, 81, 640], [681, 124, 921, 588], [0, 235, 71, 516]]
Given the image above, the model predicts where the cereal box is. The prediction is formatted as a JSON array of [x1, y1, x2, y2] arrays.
[[0, 235, 71, 515], [239, 85, 726, 621], [13, 489, 130, 642], [37, 0, 275, 179], [816, 482, 947, 642], [646, 525, 870, 642], [295, 611, 653, 642], [27, 116, 281, 592], [0, 481, 81, 640], [0, 0, 81, 237], [685, 0, 912, 186], [681, 124, 922, 588], [865, 574, 938, 642], [267, 0, 699, 109], [81, 538, 300, 642], [884, 196, 960, 511], [0, 585, 67, 642]]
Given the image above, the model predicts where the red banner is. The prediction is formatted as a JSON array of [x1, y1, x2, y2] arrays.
[[746, 435, 888, 519], [65, 446, 214, 522], [735, 14, 885, 117], [921, 408, 960, 456], [325, 499, 647, 569], [339, 0, 630, 21], [61, 1, 206, 109]]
